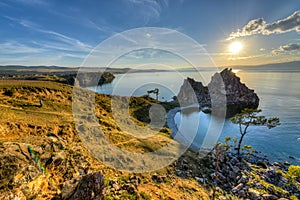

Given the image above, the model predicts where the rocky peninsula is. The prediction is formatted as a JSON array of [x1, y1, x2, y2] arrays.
[[177, 68, 260, 117]]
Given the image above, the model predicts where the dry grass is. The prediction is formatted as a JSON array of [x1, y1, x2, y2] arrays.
[[0, 80, 210, 199]]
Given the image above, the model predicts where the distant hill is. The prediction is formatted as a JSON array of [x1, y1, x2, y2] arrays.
[[232, 61, 300, 72], [0, 65, 78, 72], [1, 60, 299, 73]]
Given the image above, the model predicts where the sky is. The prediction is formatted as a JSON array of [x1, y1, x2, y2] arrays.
[[0, 0, 299, 68]]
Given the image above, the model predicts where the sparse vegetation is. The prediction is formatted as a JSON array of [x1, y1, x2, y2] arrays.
[[3, 87, 15, 96], [0, 80, 298, 200], [140, 191, 151, 199], [230, 108, 280, 158], [288, 165, 300, 181]]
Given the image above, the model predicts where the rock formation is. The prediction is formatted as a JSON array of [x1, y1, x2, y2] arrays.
[[177, 68, 259, 117], [62, 171, 104, 200]]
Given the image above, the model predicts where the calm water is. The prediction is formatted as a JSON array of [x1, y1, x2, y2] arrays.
[[89, 70, 300, 164]]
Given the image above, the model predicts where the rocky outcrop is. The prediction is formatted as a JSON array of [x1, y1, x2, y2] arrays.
[[177, 77, 210, 106], [177, 68, 259, 117], [173, 147, 300, 200], [62, 71, 115, 86], [0, 133, 103, 200], [62, 171, 104, 200]]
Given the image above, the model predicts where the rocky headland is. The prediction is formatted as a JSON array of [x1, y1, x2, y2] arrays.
[[177, 68, 259, 117], [0, 66, 115, 87]]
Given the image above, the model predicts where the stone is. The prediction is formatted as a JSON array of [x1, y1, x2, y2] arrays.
[[0, 189, 26, 200], [232, 166, 240, 174], [255, 183, 264, 190], [248, 188, 260, 200], [262, 194, 278, 200], [228, 171, 236, 179], [283, 161, 290, 166], [123, 183, 137, 194], [273, 162, 282, 167], [231, 157, 239, 165], [112, 183, 120, 191], [280, 176, 288, 183], [177, 68, 259, 117], [61, 171, 104, 200], [231, 183, 243, 193], [195, 177, 204, 183], [238, 175, 248, 184], [152, 174, 165, 183], [238, 189, 246, 198]]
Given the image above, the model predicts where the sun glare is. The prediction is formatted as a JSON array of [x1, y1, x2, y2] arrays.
[[232, 69, 240, 74], [229, 41, 243, 54]]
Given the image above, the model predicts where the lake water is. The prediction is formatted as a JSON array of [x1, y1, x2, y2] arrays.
[[89, 70, 300, 164]]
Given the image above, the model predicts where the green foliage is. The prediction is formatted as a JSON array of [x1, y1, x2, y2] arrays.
[[288, 165, 300, 181], [224, 136, 231, 143], [257, 161, 268, 169], [230, 108, 280, 158], [120, 193, 139, 200], [104, 196, 114, 200], [243, 145, 252, 150], [3, 87, 15, 96], [140, 191, 152, 200], [230, 108, 280, 129], [290, 195, 299, 200], [103, 178, 110, 187], [118, 175, 130, 183], [233, 138, 237, 145]]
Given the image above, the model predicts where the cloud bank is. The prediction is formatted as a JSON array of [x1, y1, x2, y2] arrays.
[[272, 43, 300, 54], [228, 11, 300, 40]]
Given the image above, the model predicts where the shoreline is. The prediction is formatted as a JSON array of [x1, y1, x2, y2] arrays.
[[166, 105, 300, 166]]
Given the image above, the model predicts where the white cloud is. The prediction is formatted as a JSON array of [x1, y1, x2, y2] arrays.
[[124, 0, 185, 23], [227, 54, 266, 61], [4, 16, 93, 53], [228, 11, 300, 40], [125, 0, 162, 21], [8, 0, 48, 6], [272, 43, 300, 54], [0, 41, 44, 54]]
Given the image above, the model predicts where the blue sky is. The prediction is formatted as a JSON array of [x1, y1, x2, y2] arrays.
[[0, 0, 299, 67]]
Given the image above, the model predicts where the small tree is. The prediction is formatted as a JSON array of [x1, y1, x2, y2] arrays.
[[230, 108, 280, 159]]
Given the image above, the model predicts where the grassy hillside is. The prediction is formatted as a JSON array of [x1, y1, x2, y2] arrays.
[[0, 80, 210, 199], [1, 80, 298, 200]]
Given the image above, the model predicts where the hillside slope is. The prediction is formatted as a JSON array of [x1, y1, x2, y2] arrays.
[[0, 80, 210, 199]]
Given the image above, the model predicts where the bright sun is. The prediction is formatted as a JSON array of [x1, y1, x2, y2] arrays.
[[229, 41, 243, 54]]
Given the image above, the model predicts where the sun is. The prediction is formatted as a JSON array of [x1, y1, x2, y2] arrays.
[[229, 41, 243, 54]]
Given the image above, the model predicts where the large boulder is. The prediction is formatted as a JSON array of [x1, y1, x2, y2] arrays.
[[177, 68, 259, 117], [61, 171, 104, 200]]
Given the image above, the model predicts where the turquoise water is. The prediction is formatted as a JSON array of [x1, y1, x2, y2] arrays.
[[89, 70, 300, 164]]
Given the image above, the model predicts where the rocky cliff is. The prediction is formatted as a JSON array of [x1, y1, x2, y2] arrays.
[[177, 68, 259, 117]]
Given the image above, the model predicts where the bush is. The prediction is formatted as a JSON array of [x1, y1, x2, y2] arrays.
[[288, 165, 300, 180], [140, 192, 151, 200], [4, 88, 15, 96], [290, 195, 298, 200]]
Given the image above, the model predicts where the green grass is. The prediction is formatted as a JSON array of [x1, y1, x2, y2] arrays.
[[139, 192, 151, 200]]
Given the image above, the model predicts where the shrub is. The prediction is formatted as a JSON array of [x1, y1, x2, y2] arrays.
[[290, 195, 298, 200], [4, 88, 15, 96], [140, 191, 151, 200], [288, 165, 300, 180]]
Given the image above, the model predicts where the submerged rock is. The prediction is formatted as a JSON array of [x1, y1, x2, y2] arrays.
[[177, 68, 259, 117]]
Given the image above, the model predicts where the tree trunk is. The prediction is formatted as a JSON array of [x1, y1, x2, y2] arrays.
[[237, 133, 245, 160]]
